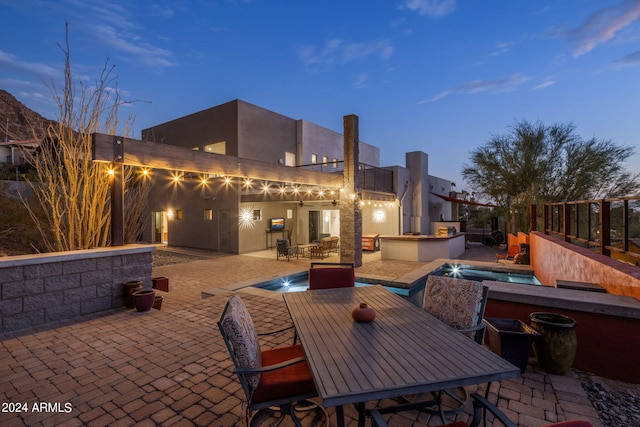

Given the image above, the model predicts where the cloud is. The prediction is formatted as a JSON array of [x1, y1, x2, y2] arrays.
[[418, 73, 531, 103], [532, 80, 556, 90], [355, 73, 368, 89], [298, 38, 394, 67], [0, 50, 59, 79], [91, 24, 176, 68], [566, 0, 640, 57], [59, 0, 176, 69], [401, 0, 456, 17], [613, 50, 640, 66], [490, 41, 516, 57]]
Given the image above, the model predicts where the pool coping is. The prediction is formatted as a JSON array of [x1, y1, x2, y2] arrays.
[[202, 258, 535, 297], [203, 258, 640, 321]]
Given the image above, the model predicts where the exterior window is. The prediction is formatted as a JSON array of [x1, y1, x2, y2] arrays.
[[333, 158, 338, 168], [176, 209, 183, 220], [322, 156, 328, 164], [204, 141, 226, 154], [285, 152, 296, 166], [204, 209, 213, 220], [311, 154, 317, 164]]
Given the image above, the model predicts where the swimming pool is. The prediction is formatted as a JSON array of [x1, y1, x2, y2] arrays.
[[251, 272, 422, 303], [251, 263, 541, 307], [433, 263, 542, 285]]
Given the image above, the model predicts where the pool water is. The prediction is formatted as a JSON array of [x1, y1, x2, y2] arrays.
[[251, 264, 541, 307], [257, 275, 409, 295], [252, 273, 417, 301], [434, 264, 542, 285]]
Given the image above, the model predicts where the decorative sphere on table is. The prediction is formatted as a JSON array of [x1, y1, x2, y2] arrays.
[[352, 303, 376, 322]]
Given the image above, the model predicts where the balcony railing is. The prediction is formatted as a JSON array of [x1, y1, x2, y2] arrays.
[[542, 196, 640, 265], [297, 161, 394, 193]]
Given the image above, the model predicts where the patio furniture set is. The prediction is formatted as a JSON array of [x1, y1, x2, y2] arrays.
[[218, 264, 594, 427], [276, 237, 340, 261]]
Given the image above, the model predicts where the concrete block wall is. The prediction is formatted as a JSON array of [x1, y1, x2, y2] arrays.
[[0, 245, 155, 334]]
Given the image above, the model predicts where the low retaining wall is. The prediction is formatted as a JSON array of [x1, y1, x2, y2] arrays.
[[486, 280, 640, 384], [0, 245, 155, 334], [530, 231, 640, 299]]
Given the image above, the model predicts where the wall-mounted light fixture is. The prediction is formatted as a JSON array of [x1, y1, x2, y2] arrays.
[[239, 206, 256, 229], [373, 209, 387, 223]]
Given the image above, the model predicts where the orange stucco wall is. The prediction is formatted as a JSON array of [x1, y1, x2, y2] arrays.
[[530, 231, 640, 299], [506, 232, 529, 249]]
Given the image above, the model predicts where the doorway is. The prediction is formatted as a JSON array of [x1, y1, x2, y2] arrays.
[[153, 211, 168, 244], [308, 211, 320, 243]]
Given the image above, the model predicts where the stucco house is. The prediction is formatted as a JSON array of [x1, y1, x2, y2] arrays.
[[139, 99, 459, 254]]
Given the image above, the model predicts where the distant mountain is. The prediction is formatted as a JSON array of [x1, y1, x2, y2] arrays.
[[0, 90, 53, 141]]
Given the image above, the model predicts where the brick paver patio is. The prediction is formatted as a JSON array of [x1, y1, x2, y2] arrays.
[[0, 246, 603, 426]]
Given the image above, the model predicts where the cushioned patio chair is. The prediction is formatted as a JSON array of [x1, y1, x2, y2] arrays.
[[496, 244, 520, 262], [310, 237, 332, 259], [396, 275, 489, 422], [368, 393, 594, 427], [276, 239, 298, 261], [308, 262, 355, 290], [329, 236, 340, 254], [218, 295, 327, 426]]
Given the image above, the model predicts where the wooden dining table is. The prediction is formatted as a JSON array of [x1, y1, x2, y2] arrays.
[[283, 285, 520, 426]]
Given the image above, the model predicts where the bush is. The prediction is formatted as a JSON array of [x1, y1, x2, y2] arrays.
[[0, 182, 48, 255]]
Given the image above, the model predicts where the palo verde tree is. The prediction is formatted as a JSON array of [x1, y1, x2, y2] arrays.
[[462, 119, 640, 232], [25, 24, 150, 252]]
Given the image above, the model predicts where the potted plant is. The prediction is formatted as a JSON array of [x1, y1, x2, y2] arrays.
[[529, 312, 577, 374], [132, 289, 156, 312]]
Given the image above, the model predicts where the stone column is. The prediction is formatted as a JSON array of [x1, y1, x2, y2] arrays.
[[340, 114, 362, 267]]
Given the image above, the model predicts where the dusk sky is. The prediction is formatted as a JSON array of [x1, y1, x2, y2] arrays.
[[1, 0, 639, 189]]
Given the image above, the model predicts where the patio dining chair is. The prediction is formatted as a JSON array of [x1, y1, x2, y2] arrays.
[[217, 295, 328, 426], [368, 393, 594, 427], [396, 275, 489, 422], [276, 239, 298, 261], [308, 262, 355, 290]]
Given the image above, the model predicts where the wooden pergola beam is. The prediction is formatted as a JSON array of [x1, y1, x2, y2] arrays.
[[92, 133, 343, 187]]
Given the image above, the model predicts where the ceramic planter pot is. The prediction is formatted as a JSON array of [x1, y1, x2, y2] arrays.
[[352, 303, 376, 322], [132, 290, 156, 312], [153, 295, 163, 310], [122, 280, 143, 308], [529, 312, 577, 375]]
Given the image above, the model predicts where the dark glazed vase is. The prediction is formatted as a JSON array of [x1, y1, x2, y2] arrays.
[[352, 303, 376, 322], [132, 290, 156, 312], [529, 312, 577, 375], [123, 280, 143, 308]]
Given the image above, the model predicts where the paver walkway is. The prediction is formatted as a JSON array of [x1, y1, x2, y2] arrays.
[[0, 245, 603, 426]]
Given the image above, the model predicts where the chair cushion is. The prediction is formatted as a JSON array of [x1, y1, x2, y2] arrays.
[[219, 295, 262, 390], [309, 267, 355, 290], [252, 344, 316, 403], [423, 276, 483, 330]]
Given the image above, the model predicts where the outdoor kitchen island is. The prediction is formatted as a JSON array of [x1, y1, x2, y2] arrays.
[[379, 232, 465, 262]]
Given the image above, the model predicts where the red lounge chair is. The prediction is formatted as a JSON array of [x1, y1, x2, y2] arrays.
[[496, 244, 520, 261]]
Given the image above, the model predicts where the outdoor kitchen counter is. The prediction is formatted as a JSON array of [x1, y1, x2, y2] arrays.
[[379, 233, 465, 262]]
